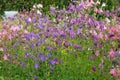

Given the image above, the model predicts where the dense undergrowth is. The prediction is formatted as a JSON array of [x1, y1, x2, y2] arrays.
[[0, 0, 120, 80]]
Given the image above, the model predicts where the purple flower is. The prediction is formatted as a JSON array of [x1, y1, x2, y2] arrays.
[[44, 16, 48, 23], [34, 63, 39, 69], [70, 18, 77, 25], [54, 40, 62, 46], [76, 2, 84, 11], [104, 10, 110, 17], [25, 35, 30, 40], [33, 75, 37, 80], [117, 17, 120, 22], [53, 57, 58, 62], [36, 40, 44, 46], [25, 17, 32, 23], [108, 33, 114, 38], [117, 8, 120, 13], [38, 53, 46, 61], [25, 52, 29, 57], [64, 41, 71, 48], [115, 52, 120, 58], [92, 66, 97, 71], [21, 62, 26, 67], [4, 47, 7, 53], [88, 18, 94, 27], [68, 3, 75, 12], [69, 31, 75, 39], [30, 44, 35, 48], [49, 60, 56, 65], [99, 63, 104, 69], [92, 34, 98, 41], [47, 53, 51, 57], [32, 19, 37, 23], [74, 44, 82, 50], [89, 56, 96, 61], [94, 21, 99, 27], [37, 23, 44, 29], [30, 32, 35, 37], [50, 67, 54, 73], [50, 7, 56, 15], [40, 55, 46, 61], [94, 41, 99, 47], [100, 24, 104, 30], [35, 33, 40, 39], [76, 29, 81, 35], [112, 61, 120, 66], [116, 62, 120, 66]]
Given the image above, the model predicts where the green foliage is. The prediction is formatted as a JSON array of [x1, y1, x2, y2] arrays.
[[0, 0, 71, 15], [0, 0, 5, 15], [94, 0, 119, 10]]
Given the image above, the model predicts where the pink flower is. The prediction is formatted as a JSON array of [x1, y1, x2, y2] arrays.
[[110, 68, 120, 77], [24, 30, 29, 34], [98, 32, 103, 39], [109, 49, 115, 60], [15, 26, 20, 31], [109, 26, 120, 40], [8, 34, 14, 39], [94, 7, 98, 13], [87, 0, 95, 7], [2, 29, 8, 35], [98, 8, 103, 14], [10, 26, 20, 32], [3, 54, 8, 60], [95, 50, 99, 56]]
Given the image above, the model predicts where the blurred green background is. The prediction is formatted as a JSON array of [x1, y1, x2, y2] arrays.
[[0, 0, 71, 15], [0, 0, 120, 16]]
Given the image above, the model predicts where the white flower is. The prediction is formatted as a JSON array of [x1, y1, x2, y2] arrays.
[[37, 4, 43, 8], [102, 3, 106, 7], [96, 1, 100, 4], [103, 26, 107, 30], [106, 18, 111, 23], [0, 48, 3, 51], [28, 18, 32, 22], [37, 10, 42, 15], [33, 5, 36, 8]]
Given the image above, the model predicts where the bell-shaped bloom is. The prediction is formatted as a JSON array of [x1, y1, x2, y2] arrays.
[[109, 49, 115, 60], [3, 54, 8, 60], [110, 68, 120, 77]]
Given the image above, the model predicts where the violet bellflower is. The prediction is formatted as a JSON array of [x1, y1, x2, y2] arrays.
[[30, 44, 35, 48], [76, 2, 84, 12], [34, 63, 39, 69], [74, 44, 82, 50], [49, 60, 56, 65], [92, 66, 97, 71], [68, 3, 75, 12], [64, 41, 71, 48], [70, 18, 77, 25], [38, 53, 46, 61], [21, 62, 26, 67], [25, 52, 29, 57], [47, 53, 51, 57], [25, 17, 32, 23], [35, 33, 40, 39], [50, 6, 56, 15], [37, 23, 44, 29]]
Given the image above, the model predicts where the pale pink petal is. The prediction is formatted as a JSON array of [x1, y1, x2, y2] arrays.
[[95, 50, 99, 56], [109, 49, 115, 59], [3, 54, 8, 60]]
